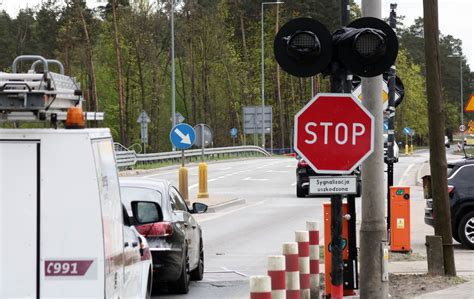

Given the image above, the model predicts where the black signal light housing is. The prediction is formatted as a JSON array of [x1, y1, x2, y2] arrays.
[[335, 17, 398, 77], [274, 17, 332, 78]]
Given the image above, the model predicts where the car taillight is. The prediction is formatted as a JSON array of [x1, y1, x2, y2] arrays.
[[136, 222, 173, 237], [448, 185, 455, 194], [298, 160, 308, 167]]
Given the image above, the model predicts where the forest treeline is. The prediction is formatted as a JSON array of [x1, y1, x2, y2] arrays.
[[0, 0, 471, 151]]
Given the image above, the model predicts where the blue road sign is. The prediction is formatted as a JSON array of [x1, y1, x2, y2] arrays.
[[403, 127, 411, 135], [230, 127, 238, 137], [383, 122, 389, 131], [170, 123, 196, 150]]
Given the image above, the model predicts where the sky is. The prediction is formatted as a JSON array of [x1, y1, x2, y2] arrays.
[[0, 0, 473, 67]]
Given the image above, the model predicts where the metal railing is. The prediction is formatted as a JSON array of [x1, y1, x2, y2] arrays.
[[114, 145, 271, 169]]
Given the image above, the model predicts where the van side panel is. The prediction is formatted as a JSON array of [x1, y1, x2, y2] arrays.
[[92, 139, 124, 298], [0, 141, 39, 298], [40, 134, 105, 298]]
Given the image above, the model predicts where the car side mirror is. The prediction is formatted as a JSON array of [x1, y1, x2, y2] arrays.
[[131, 201, 163, 225], [192, 202, 208, 214]]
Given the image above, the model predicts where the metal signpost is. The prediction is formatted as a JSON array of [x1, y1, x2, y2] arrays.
[[242, 106, 272, 147], [230, 127, 238, 146], [294, 93, 374, 297], [194, 124, 213, 199], [137, 110, 151, 153], [170, 123, 196, 202]]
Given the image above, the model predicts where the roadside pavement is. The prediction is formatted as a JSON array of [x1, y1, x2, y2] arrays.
[[389, 153, 474, 298]]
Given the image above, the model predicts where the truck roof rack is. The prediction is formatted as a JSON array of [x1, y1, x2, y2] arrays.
[[0, 55, 103, 123]]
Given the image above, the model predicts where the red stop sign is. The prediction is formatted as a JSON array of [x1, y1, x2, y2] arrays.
[[295, 93, 374, 174]]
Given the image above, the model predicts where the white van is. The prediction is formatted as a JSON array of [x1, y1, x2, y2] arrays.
[[0, 128, 158, 298]]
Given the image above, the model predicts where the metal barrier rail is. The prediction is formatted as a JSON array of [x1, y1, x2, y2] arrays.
[[115, 145, 271, 169]]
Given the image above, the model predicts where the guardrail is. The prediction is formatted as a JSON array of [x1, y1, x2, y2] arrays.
[[115, 145, 271, 169]]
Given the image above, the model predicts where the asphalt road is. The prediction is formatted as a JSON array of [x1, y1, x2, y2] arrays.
[[136, 152, 439, 298]]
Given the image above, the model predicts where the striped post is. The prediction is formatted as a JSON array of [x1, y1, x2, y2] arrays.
[[296, 231, 310, 299], [283, 242, 300, 299], [267, 256, 286, 299], [307, 221, 320, 299], [250, 275, 272, 299]]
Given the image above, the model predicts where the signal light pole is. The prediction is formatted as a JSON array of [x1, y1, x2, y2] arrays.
[[359, 0, 389, 298]]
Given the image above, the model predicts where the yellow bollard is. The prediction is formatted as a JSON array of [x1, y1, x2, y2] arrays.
[[179, 166, 189, 205], [410, 144, 414, 155], [197, 162, 209, 198], [405, 144, 409, 156]]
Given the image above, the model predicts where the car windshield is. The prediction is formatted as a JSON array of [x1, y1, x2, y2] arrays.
[[120, 186, 163, 214]]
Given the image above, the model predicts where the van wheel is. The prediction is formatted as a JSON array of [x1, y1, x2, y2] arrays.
[[191, 240, 204, 281], [458, 211, 474, 250], [169, 251, 190, 294]]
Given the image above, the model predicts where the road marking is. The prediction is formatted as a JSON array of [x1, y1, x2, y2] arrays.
[[291, 182, 296, 186], [190, 183, 198, 189], [397, 163, 415, 186], [266, 170, 288, 173], [243, 177, 269, 181], [199, 201, 266, 223]]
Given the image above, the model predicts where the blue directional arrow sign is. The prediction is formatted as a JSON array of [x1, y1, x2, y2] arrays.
[[383, 122, 389, 131], [170, 123, 196, 150], [403, 127, 411, 135], [230, 127, 238, 137]]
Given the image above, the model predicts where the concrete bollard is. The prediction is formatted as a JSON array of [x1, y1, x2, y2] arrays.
[[250, 275, 272, 299], [307, 221, 320, 299], [283, 242, 300, 299], [197, 162, 209, 198], [179, 166, 189, 204], [267, 256, 286, 299], [296, 231, 310, 299]]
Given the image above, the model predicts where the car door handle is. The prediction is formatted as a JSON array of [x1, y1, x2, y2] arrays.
[[132, 242, 138, 248], [124, 242, 129, 248]]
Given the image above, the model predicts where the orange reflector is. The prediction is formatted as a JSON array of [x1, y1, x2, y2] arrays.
[[65, 107, 85, 129]]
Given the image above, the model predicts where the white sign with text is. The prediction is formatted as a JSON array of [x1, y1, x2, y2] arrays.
[[309, 176, 358, 195]]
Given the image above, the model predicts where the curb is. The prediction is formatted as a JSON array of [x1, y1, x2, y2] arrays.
[[206, 198, 246, 213]]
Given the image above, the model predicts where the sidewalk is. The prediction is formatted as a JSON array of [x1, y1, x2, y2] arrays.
[[389, 158, 474, 298]]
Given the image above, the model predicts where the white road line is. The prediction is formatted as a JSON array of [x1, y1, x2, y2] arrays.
[[243, 177, 269, 181], [189, 183, 198, 189], [142, 170, 178, 178], [291, 182, 297, 186], [266, 170, 288, 173], [199, 201, 266, 223], [397, 163, 415, 186]]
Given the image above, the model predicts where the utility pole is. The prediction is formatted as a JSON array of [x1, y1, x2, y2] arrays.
[[359, 0, 389, 298], [171, 0, 176, 150], [386, 3, 397, 240], [422, 0, 456, 276]]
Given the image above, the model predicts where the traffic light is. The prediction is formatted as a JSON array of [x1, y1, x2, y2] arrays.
[[274, 17, 333, 78], [335, 17, 398, 77], [274, 17, 399, 78]]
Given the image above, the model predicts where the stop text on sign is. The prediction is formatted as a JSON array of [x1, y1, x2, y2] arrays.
[[294, 93, 374, 174], [304, 122, 366, 145]]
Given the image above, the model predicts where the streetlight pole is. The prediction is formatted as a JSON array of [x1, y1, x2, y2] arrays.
[[448, 54, 464, 146], [261, 1, 283, 149], [171, 0, 176, 150]]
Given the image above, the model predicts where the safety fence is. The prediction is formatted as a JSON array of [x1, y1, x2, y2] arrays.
[[115, 144, 271, 169]]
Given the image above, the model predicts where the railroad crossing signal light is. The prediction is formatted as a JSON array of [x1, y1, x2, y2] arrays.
[[275, 17, 399, 78], [274, 17, 332, 78], [335, 17, 399, 77]]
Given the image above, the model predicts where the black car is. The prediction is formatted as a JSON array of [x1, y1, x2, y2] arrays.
[[120, 178, 208, 294], [424, 158, 474, 249], [296, 157, 361, 198]]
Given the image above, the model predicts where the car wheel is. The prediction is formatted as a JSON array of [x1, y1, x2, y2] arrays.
[[169, 250, 190, 294], [297, 183, 306, 198], [190, 240, 204, 281], [457, 211, 474, 250]]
